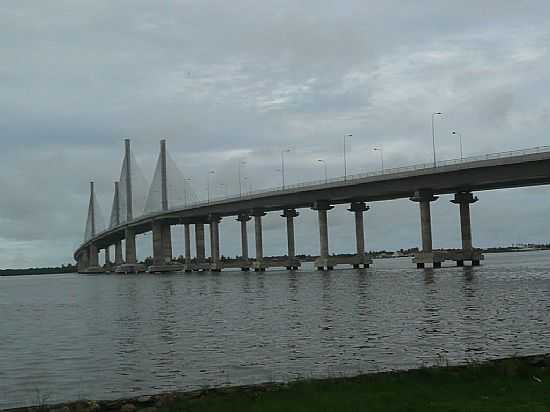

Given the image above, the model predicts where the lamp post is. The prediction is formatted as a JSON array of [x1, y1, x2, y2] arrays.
[[238, 160, 246, 197], [431, 112, 442, 167], [207, 170, 215, 204], [373, 147, 384, 172], [281, 148, 291, 189], [452, 131, 463, 161], [317, 159, 328, 183], [343, 133, 352, 181]]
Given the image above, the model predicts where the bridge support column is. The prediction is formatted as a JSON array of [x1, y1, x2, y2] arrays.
[[114, 241, 124, 265], [89, 244, 99, 267], [77, 249, 89, 273], [281, 208, 300, 270], [149, 221, 179, 273], [125, 228, 137, 264], [115, 228, 145, 274], [451, 192, 483, 266], [152, 221, 164, 266], [184, 223, 192, 272], [195, 223, 206, 270], [410, 190, 441, 268], [162, 224, 172, 264], [209, 215, 222, 271], [84, 244, 103, 273], [253, 209, 267, 271], [104, 247, 112, 271], [313, 201, 334, 271], [348, 202, 372, 268], [236, 214, 251, 271]]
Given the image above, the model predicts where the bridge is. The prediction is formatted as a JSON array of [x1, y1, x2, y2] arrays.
[[75, 139, 550, 273]]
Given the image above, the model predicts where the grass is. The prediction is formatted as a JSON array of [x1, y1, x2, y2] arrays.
[[159, 358, 550, 412]]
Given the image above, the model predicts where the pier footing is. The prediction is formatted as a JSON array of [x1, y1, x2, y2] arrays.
[[413, 250, 484, 268], [115, 263, 147, 274], [148, 263, 184, 273], [314, 256, 373, 271]]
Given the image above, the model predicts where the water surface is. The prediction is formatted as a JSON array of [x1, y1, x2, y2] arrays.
[[2, 251, 550, 408]]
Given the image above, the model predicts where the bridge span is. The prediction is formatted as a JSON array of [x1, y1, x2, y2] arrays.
[[75, 140, 550, 273]]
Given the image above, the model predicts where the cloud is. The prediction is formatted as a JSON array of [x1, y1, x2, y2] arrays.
[[1, 1, 550, 267]]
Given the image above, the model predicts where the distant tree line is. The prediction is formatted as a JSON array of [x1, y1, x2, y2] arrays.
[[0, 263, 77, 276]]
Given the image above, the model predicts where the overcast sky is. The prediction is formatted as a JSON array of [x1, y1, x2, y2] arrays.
[[1, 1, 550, 268]]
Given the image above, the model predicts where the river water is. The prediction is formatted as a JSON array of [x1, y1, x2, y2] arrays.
[[2, 251, 550, 408]]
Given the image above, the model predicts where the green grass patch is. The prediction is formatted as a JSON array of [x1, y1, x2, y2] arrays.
[[161, 358, 550, 412]]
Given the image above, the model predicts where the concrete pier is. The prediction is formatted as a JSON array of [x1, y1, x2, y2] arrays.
[[451, 191, 483, 266], [115, 228, 145, 273], [184, 223, 192, 272], [152, 221, 163, 266], [313, 201, 334, 270], [149, 221, 181, 273], [84, 244, 103, 273], [410, 190, 442, 268], [125, 228, 137, 264], [162, 224, 172, 263], [253, 209, 266, 271], [195, 223, 206, 269], [236, 214, 251, 271], [77, 249, 88, 273], [104, 247, 112, 270], [209, 215, 222, 271], [114, 241, 123, 265], [281, 208, 300, 270], [89, 245, 98, 266], [348, 202, 372, 268]]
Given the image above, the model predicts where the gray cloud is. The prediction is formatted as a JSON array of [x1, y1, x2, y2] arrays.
[[1, 1, 550, 267]]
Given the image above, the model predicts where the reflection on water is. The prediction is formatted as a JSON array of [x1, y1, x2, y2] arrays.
[[2, 251, 550, 408]]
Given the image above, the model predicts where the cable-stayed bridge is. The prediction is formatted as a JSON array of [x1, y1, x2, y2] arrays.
[[75, 140, 550, 273]]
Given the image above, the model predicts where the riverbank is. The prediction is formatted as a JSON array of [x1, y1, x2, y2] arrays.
[[7, 354, 550, 412]]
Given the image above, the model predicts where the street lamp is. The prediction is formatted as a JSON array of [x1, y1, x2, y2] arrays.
[[373, 147, 384, 172], [207, 170, 215, 204], [452, 131, 463, 161], [431, 112, 442, 167], [238, 160, 246, 197], [317, 159, 328, 183], [343, 133, 352, 181], [281, 148, 291, 189]]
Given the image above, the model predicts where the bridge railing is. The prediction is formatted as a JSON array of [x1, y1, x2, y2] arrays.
[[82, 145, 550, 247], [218, 144, 550, 200]]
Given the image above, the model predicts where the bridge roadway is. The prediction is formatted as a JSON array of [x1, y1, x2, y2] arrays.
[[75, 144, 550, 272]]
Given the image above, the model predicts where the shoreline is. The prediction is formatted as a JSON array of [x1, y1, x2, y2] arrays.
[[5, 354, 550, 412], [2, 248, 550, 276]]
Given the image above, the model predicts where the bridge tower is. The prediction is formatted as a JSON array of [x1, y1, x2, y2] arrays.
[[114, 139, 147, 273], [80, 181, 104, 273], [111, 181, 124, 266], [149, 139, 182, 273]]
